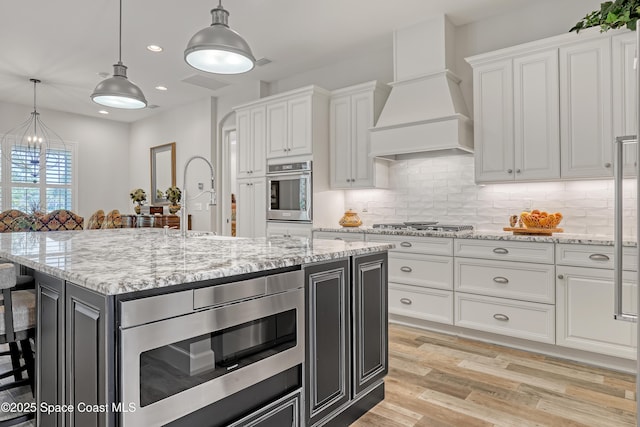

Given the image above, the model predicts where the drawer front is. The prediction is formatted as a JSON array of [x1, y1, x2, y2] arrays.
[[389, 283, 453, 325], [556, 244, 638, 271], [455, 258, 555, 304], [313, 231, 365, 242], [367, 235, 453, 256], [454, 293, 555, 343], [454, 239, 554, 264], [389, 253, 453, 290]]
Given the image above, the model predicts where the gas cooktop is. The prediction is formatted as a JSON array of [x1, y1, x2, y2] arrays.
[[372, 222, 474, 232]]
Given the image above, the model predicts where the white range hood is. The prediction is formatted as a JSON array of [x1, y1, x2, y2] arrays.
[[370, 15, 473, 159]]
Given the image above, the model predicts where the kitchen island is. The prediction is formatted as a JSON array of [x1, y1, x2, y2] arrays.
[[0, 228, 392, 427]]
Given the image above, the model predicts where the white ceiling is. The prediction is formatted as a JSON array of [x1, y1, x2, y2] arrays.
[[0, 0, 532, 123]]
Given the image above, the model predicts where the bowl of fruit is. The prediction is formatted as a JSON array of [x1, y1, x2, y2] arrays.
[[504, 210, 563, 235]]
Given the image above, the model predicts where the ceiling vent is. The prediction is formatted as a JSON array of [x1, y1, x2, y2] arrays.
[[181, 74, 230, 91]]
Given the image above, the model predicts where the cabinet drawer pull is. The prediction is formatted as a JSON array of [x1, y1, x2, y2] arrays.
[[333, 237, 344, 241], [589, 253, 610, 261], [493, 248, 509, 254], [400, 242, 412, 248], [493, 313, 509, 321], [400, 266, 413, 273], [493, 276, 509, 284], [400, 298, 412, 305]]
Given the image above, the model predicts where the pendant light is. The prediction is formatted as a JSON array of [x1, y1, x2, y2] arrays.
[[184, 0, 255, 74], [91, 0, 146, 109], [1, 79, 67, 181]]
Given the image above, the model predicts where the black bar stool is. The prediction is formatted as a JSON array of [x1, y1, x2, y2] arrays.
[[0, 263, 35, 426]]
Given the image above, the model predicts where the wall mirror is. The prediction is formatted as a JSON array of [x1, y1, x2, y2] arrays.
[[150, 142, 176, 205]]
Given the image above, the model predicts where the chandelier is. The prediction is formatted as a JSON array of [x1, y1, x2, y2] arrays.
[[0, 78, 67, 182]]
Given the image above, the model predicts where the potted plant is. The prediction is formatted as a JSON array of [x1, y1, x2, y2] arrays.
[[129, 188, 147, 214], [571, 0, 640, 32], [165, 186, 182, 214]]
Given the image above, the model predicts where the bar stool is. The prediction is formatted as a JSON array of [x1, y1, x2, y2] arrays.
[[0, 263, 35, 426]]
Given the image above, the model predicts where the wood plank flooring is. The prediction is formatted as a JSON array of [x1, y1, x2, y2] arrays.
[[351, 324, 637, 427]]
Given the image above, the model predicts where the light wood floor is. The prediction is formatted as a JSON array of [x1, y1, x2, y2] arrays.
[[351, 324, 637, 427]]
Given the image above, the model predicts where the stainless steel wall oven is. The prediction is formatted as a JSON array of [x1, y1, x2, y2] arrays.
[[267, 161, 312, 222], [118, 269, 304, 426]]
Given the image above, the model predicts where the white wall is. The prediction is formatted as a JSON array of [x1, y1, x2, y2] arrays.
[[129, 97, 215, 231], [0, 100, 130, 222], [345, 155, 636, 238]]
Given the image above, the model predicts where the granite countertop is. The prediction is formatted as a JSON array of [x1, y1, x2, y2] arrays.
[[313, 226, 637, 247], [0, 228, 393, 296]]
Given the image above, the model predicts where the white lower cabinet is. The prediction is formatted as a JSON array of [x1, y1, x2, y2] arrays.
[[236, 178, 266, 238], [380, 236, 454, 325], [389, 284, 453, 325], [312, 230, 365, 242], [556, 265, 637, 359], [455, 292, 555, 343], [267, 222, 312, 239]]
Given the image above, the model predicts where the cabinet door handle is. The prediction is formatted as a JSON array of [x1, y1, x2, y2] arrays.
[[400, 242, 412, 248], [507, 169, 513, 174], [589, 253, 610, 261], [400, 298, 412, 305], [557, 274, 564, 279], [516, 169, 521, 173], [400, 266, 413, 273], [605, 162, 612, 168], [493, 313, 509, 321], [493, 276, 509, 284], [493, 247, 509, 254]]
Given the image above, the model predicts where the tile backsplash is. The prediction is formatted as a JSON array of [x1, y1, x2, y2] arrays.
[[344, 154, 637, 238]]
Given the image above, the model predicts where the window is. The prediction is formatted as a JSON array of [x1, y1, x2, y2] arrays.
[[1, 136, 76, 213]]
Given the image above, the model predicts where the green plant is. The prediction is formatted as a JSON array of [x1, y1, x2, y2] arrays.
[[129, 188, 146, 204], [571, 0, 640, 32], [165, 186, 182, 204]]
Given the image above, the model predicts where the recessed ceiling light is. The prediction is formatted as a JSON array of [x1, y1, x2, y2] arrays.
[[147, 45, 163, 52], [155, 86, 168, 91], [98, 110, 109, 115]]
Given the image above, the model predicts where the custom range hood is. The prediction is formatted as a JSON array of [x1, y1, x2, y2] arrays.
[[370, 15, 473, 159]]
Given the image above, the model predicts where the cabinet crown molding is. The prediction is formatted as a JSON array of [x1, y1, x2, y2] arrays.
[[233, 85, 330, 111]]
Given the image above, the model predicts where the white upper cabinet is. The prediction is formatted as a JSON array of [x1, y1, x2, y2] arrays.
[[470, 50, 559, 183], [236, 106, 266, 178], [236, 178, 266, 238], [472, 59, 514, 182], [514, 49, 560, 180], [329, 81, 391, 189], [612, 31, 638, 175], [265, 88, 328, 159], [468, 28, 634, 182], [560, 37, 613, 178]]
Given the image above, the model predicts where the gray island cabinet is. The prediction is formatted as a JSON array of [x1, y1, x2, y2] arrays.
[[0, 229, 391, 427]]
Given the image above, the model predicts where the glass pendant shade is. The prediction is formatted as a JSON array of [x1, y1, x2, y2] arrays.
[[91, 63, 147, 109], [184, 4, 255, 74]]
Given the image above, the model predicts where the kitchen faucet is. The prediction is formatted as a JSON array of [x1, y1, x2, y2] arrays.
[[181, 155, 216, 237]]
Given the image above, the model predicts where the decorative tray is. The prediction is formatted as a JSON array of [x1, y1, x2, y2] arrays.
[[503, 227, 564, 236]]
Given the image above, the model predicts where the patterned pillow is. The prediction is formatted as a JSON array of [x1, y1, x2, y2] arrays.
[[0, 210, 32, 232], [87, 210, 105, 229], [33, 210, 84, 231]]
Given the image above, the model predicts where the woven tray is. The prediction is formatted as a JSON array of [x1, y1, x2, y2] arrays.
[[503, 227, 564, 236]]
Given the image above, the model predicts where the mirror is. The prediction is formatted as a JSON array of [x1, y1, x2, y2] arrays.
[[150, 142, 176, 205]]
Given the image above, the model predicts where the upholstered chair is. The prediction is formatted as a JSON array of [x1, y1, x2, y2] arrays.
[[87, 209, 105, 229], [0, 210, 32, 232], [0, 263, 35, 426], [104, 209, 122, 229], [33, 209, 84, 231]]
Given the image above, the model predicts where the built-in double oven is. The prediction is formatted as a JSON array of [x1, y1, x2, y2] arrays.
[[267, 161, 312, 222], [118, 268, 304, 426]]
